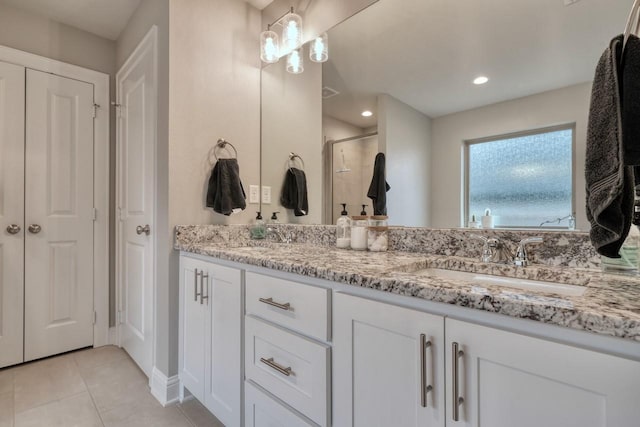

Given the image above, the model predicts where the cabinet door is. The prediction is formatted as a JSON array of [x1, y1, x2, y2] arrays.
[[333, 293, 445, 427], [204, 263, 242, 427], [178, 256, 208, 400], [446, 319, 640, 427]]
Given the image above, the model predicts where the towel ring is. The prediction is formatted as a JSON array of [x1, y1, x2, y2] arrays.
[[288, 152, 305, 170], [214, 138, 238, 160]]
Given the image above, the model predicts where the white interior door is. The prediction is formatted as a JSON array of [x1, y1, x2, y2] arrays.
[[0, 60, 25, 368], [117, 29, 156, 377], [24, 69, 95, 362]]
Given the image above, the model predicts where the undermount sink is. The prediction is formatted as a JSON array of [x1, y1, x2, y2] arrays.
[[413, 268, 587, 297]]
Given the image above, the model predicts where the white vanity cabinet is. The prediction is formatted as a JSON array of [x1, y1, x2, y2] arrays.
[[333, 292, 446, 427], [446, 318, 640, 427], [333, 292, 640, 427], [178, 254, 242, 427]]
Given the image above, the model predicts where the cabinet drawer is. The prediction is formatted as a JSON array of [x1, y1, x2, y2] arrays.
[[245, 381, 316, 427], [246, 272, 330, 341], [245, 317, 330, 426]]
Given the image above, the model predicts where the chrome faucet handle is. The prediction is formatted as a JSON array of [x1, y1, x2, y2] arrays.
[[469, 235, 492, 262], [514, 237, 543, 267]]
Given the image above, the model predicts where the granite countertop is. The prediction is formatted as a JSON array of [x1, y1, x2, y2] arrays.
[[176, 240, 640, 342]]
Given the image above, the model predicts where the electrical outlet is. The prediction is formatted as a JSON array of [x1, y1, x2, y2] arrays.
[[262, 186, 272, 204], [249, 185, 260, 204]]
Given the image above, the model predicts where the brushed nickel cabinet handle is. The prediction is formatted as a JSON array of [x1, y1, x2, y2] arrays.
[[136, 224, 151, 235], [200, 273, 209, 305], [452, 342, 465, 421], [6, 224, 20, 234], [194, 269, 201, 301], [260, 357, 293, 376], [28, 224, 41, 234], [259, 297, 291, 311], [420, 334, 433, 407]]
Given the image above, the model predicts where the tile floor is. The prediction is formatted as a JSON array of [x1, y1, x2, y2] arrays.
[[0, 346, 224, 427]]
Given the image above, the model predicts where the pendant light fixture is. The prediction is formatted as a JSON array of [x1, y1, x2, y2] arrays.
[[260, 26, 279, 64], [281, 8, 303, 53], [310, 32, 328, 63], [286, 48, 304, 74]]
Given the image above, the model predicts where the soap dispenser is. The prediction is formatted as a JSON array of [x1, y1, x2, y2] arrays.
[[270, 212, 280, 224], [360, 205, 368, 216], [336, 203, 351, 249], [250, 212, 266, 240]]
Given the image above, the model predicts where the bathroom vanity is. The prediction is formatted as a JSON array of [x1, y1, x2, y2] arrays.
[[175, 225, 640, 427]]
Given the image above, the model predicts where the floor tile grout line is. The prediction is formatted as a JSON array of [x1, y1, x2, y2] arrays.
[[176, 404, 198, 427], [72, 350, 107, 427]]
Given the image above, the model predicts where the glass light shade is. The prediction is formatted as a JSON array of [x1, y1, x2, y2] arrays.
[[282, 13, 303, 52], [310, 32, 328, 63], [260, 30, 280, 63], [286, 48, 304, 74]]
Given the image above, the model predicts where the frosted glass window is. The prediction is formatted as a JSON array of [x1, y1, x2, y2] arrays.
[[467, 127, 573, 228]]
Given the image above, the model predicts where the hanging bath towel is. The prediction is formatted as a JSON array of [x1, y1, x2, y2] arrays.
[[280, 167, 309, 216], [367, 152, 391, 216], [206, 158, 247, 216]]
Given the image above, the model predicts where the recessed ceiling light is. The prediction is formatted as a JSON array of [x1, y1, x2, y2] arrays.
[[361, 110, 373, 117], [473, 76, 489, 85]]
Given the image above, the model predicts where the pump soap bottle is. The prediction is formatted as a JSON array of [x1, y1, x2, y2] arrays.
[[336, 204, 351, 249], [250, 212, 266, 239]]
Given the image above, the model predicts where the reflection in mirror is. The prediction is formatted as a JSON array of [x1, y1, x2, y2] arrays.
[[261, 0, 635, 229]]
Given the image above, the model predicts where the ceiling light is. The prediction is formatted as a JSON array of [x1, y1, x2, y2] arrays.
[[282, 11, 303, 52], [286, 48, 304, 74], [361, 111, 373, 117], [473, 76, 489, 85], [310, 33, 328, 63], [260, 29, 280, 64]]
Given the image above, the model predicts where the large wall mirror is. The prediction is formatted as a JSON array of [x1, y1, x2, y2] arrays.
[[261, 0, 634, 230]]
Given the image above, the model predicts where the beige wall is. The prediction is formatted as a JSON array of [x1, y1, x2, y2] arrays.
[[116, 0, 172, 375], [379, 94, 431, 227], [430, 82, 591, 230], [262, 58, 322, 224]]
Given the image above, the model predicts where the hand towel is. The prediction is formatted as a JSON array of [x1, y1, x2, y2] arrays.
[[586, 35, 634, 258], [622, 34, 640, 166], [280, 167, 309, 216], [367, 153, 391, 216], [206, 158, 247, 216]]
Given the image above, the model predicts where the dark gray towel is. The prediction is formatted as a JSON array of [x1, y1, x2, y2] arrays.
[[280, 167, 308, 216], [367, 152, 390, 216], [623, 34, 640, 166], [206, 159, 246, 216], [586, 35, 634, 258]]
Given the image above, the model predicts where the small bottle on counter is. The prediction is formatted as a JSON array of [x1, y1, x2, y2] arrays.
[[350, 215, 369, 251], [250, 211, 266, 239], [368, 215, 389, 252], [270, 212, 280, 224], [469, 214, 481, 229], [336, 203, 351, 249]]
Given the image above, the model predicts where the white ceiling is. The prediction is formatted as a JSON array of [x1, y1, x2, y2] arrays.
[[246, 0, 274, 10], [323, 0, 634, 127], [0, 0, 142, 40]]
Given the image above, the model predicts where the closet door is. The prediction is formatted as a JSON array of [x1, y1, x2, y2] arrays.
[[24, 69, 95, 361], [0, 60, 25, 368]]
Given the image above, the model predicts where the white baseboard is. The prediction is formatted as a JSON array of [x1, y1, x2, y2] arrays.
[[150, 366, 181, 407], [108, 327, 118, 345]]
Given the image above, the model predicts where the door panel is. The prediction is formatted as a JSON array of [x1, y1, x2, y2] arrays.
[[24, 69, 94, 361], [118, 33, 156, 377], [0, 60, 25, 368]]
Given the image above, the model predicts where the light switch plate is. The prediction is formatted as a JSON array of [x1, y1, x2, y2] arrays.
[[261, 186, 271, 204], [249, 185, 260, 204]]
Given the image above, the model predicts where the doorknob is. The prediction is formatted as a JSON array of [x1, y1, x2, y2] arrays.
[[136, 225, 151, 235], [6, 224, 21, 234], [28, 224, 42, 234]]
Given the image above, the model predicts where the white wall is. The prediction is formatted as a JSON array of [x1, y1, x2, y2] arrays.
[[379, 94, 431, 226], [262, 58, 322, 224], [117, 0, 172, 375], [430, 82, 591, 230]]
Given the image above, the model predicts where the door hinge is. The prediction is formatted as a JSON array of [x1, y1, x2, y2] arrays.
[[92, 208, 98, 221], [112, 101, 122, 118], [117, 311, 123, 325], [93, 310, 97, 325], [117, 207, 125, 222], [92, 103, 100, 118]]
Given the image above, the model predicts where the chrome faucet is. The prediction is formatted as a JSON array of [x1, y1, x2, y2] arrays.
[[514, 237, 543, 267], [470, 235, 513, 264], [266, 227, 291, 244]]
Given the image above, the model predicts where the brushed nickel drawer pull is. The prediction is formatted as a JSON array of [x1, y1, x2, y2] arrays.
[[420, 334, 433, 407], [452, 342, 465, 421], [259, 297, 291, 311], [200, 273, 209, 305], [194, 269, 201, 301], [260, 357, 293, 376]]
